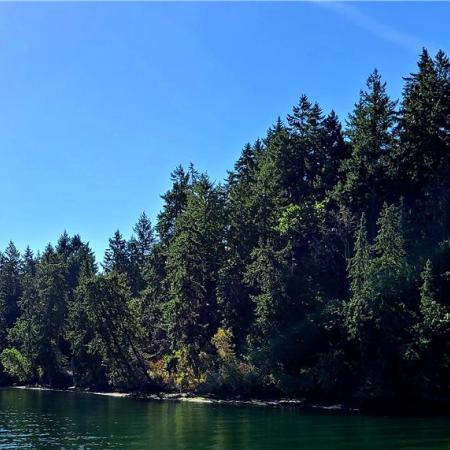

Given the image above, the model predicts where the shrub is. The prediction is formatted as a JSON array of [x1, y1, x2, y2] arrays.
[[204, 328, 260, 396], [0, 348, 32, 383]]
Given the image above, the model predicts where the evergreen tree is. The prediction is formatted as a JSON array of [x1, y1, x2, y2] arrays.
[[138, 166, 194, 360], [316, 111, 348, 197], [287, 95, 324, 199], [3, 247, 38, 383], [394, 49, 450, 189], [405, 260, 450, 396], [132, 212, 155, 265], [57, 233, 97, 293], [419, 260, 444, 331], [9, 245, 68, 385], [156, 165, 191, 246], [392, 49, 450, 242], [244, 242, 291, 349], [218, 142, 262, 348], [338, 70, 397, 237], [1, 48, 450, 404], [128, 212, 155, 293], [344, 205, 411, 399], [103, 230, 131, 275], [165, 174, 225, 373], [0, 242, 22, 329], [251, 119, 289, 239], [343, 211, 376, 387], [72, 272, 153, 389], [0, 242, 22, 381]]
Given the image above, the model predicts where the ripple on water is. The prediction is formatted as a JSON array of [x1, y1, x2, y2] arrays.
[[1, 388, 450, 449]]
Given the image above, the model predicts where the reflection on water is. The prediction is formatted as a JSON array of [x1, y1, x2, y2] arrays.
[[1, 388, 450, 449]]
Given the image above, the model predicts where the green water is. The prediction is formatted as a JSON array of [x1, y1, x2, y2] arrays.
[[1, 388, 450, 450]]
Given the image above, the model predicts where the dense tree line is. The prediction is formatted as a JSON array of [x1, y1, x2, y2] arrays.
[[1, 49, 449, 406]]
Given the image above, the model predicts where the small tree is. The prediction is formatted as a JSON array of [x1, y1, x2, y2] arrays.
[[0, 348, 32, 382]]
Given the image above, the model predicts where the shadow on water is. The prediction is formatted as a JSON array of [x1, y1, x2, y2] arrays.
[[1, 388, 450, 449]]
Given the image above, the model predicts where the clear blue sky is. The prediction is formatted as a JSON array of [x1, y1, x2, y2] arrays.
[[0, 2, 449, 261]]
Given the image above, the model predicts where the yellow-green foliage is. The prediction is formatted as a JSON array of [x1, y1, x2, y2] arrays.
[[211, 328, 236, 361], [149, 331, 257, 394], [173, 347, 209, 390], [0, 348, 32, 382], [208, 328, 257, 395], [154, 347, 211, 391], [276, 201, 324, 236]]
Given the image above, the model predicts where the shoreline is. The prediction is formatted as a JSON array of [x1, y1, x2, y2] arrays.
[[8, 385, 450, 416], [8, 385, 357, 412]]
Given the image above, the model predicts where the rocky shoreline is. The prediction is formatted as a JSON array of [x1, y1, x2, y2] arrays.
[[10, 385, 358, 412]]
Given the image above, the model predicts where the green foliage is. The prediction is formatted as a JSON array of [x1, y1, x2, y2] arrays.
[[343, 204, 413, 400], [0, 348, 32, 382], [394, 49, 450, 185], [218, 142, 262, 347], [165, 174, 225, 354], [11, 245, 68, 385], [276, 202, 324, 236], [345, 214, 373, 340], [70, 272, 152, 390], [103, 230, 130, 275], [1, 49, 450, 405], [0, 243, 22, 346], [337, 70, 397, 238], [156, 165, 191, 246], [419, 260, 450, 333], [206, 328, 259, 395]]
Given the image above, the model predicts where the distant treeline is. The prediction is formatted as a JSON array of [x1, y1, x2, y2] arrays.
[[1, 49, 449, 406]]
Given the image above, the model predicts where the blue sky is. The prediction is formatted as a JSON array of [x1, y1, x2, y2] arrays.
[[0, 2, 449, 261]]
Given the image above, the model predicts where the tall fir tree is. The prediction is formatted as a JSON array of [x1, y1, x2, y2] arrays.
[[218, 142, 262, 348], [72, 272, 153, 389], [338, 70, 397, 238], [156, 165, 191, 246], [165, 174, 225, 371], [0, 242, 22, 330], [103, 230, 132, 278], [128, 212, 155, 293]]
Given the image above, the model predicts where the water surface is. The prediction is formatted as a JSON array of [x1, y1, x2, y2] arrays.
[[1, 388, 450, 449]]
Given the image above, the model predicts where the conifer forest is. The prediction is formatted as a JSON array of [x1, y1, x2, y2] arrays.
[[1, 49, 450, 408]]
